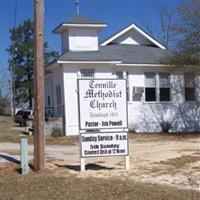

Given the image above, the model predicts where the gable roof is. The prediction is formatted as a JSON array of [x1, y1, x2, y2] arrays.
[[53, 15, 107, 34], [46, 44, 170, 67], [100, 24, 166, 49]]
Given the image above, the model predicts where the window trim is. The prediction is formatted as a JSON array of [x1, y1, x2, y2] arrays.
[[184, 73, 196, 102], [132, 86, 144, 102], [145, 87, 157, 102], [144, 72, 157, 103], [47, 95, 51, 106], [159, 88, 171, 102], [159, 73, 171, 102], [56, 85, 62, 115], [144, 72, 171, 103], [80, 69, 95, 78], [116, 71, 130, 102], [116, 71, 124, 79]]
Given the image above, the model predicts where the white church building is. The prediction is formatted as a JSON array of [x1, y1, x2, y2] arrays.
[[45, 15, 200, 135]]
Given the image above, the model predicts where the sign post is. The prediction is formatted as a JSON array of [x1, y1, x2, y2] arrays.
[[78, 79, 129, 171]]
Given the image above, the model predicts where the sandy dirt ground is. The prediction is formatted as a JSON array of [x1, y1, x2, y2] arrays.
[[1, 134, 200, 192]]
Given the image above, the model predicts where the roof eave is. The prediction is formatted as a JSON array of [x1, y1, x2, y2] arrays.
[[100, 24, 166, 49], [57, 60, 122, 64], [116, 63, 173, 67], [53, 23, 107, 34], [45, 59, 60, 71]]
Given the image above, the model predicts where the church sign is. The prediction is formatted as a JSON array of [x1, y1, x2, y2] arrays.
[[78, 78, 129, 170], [81, 132, 128, 158], [78, 79, 128, 130]]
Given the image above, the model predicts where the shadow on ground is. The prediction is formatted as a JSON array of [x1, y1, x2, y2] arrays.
[[55, 163, 114, 171], [0, 154, 20, 164]]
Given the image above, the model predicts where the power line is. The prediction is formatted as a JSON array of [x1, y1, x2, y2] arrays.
[[10, 0, 18, 116]]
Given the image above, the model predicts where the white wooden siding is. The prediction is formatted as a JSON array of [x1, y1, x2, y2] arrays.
[[46, 65, 200, 135]]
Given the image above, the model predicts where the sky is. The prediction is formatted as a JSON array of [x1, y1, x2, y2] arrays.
[[0, 0, 183, 95]]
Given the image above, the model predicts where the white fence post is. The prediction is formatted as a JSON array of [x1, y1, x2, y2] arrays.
[[80, 158, 85, 171], [20, 138, 30, 174], [125, 155, 130, 170]]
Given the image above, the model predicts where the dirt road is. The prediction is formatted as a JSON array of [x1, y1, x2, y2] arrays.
[[1, 134, 199, 191]]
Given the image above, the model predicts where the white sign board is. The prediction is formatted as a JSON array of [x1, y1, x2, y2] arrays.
[[78, 79, 127, 130], [81, 132, 128, 158]]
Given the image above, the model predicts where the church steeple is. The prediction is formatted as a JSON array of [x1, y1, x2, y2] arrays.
[[75, 0, 80, 15], [52, 15, 107, 52]]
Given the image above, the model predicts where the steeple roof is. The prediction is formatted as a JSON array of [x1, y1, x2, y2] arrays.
[[53, 15, 107, 34], [62, 15, 106, 25]]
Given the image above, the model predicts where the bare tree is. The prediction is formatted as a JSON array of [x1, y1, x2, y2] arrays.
[[163, 0, 200, 65], [137, 4, 175, 49], [154, 5, 175, 49], [174, 0, 200, 63]]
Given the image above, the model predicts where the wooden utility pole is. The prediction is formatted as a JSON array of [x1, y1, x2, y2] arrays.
[[33, 0, 45, 171]]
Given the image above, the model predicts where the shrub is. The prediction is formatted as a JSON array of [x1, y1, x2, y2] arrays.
[[51, 128, 63, 137], [161, 121, 172, 133], [128, 123, 137, 133]]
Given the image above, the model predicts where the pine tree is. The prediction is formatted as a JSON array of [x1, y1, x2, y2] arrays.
[[7, 19, 58, 108]]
